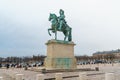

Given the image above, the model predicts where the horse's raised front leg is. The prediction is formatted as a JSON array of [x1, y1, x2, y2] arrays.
[[48, 28, 52, 36]]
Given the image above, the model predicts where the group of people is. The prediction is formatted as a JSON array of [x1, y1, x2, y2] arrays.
[[0, 63, 10, 69], [0, 62, 44, 69], [0, 63, 20, 69]]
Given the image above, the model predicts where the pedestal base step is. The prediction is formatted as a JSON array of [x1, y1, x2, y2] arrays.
[[41, 68, 95, 73]]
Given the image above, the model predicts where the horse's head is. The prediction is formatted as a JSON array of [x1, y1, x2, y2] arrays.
[[49, 13, 58, 21], [49, 13, 52, 21]]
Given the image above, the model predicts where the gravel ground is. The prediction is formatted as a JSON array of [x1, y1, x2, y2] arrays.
[[0, 63, 120, 80]]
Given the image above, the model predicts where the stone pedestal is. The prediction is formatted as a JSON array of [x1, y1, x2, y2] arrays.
[[45, 39, 77, 69]]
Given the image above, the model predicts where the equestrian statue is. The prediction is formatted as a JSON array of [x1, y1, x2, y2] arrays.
[[48, 9, 72, 41]]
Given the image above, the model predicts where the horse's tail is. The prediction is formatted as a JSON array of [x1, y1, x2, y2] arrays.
[[68, 28, 72, 41]]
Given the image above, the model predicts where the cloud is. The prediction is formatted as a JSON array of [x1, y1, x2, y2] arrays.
[[0, 0, 120, 57]]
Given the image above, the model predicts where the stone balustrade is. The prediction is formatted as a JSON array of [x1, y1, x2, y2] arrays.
[[0, 72, 117, 80], [36, 74, 44, 80], [15, 74, 24, 80], [105, 73, 115, 80], [0, 77, 3, 80]]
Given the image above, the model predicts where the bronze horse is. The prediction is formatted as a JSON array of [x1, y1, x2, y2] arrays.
[[48, 13, 72, 41]]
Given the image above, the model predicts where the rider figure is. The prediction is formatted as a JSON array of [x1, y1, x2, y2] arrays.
[[58, 9, 66, 30]]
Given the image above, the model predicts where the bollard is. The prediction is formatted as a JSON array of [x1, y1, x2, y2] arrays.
[[24, 66, 28, 70], [12, 72, 19, 80], [55, 73, 63, 80], [41, 68, 46, 74], [79, 72, 87, 80], [15, 74, 24, 80], [105, 73, 115, 80], [95, 67, 99, 71], [0, 77, 3, 80], [36, 74, 44, 80]]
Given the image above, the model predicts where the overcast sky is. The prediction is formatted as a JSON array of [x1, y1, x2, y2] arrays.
[[0, 0, 120, 57]]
